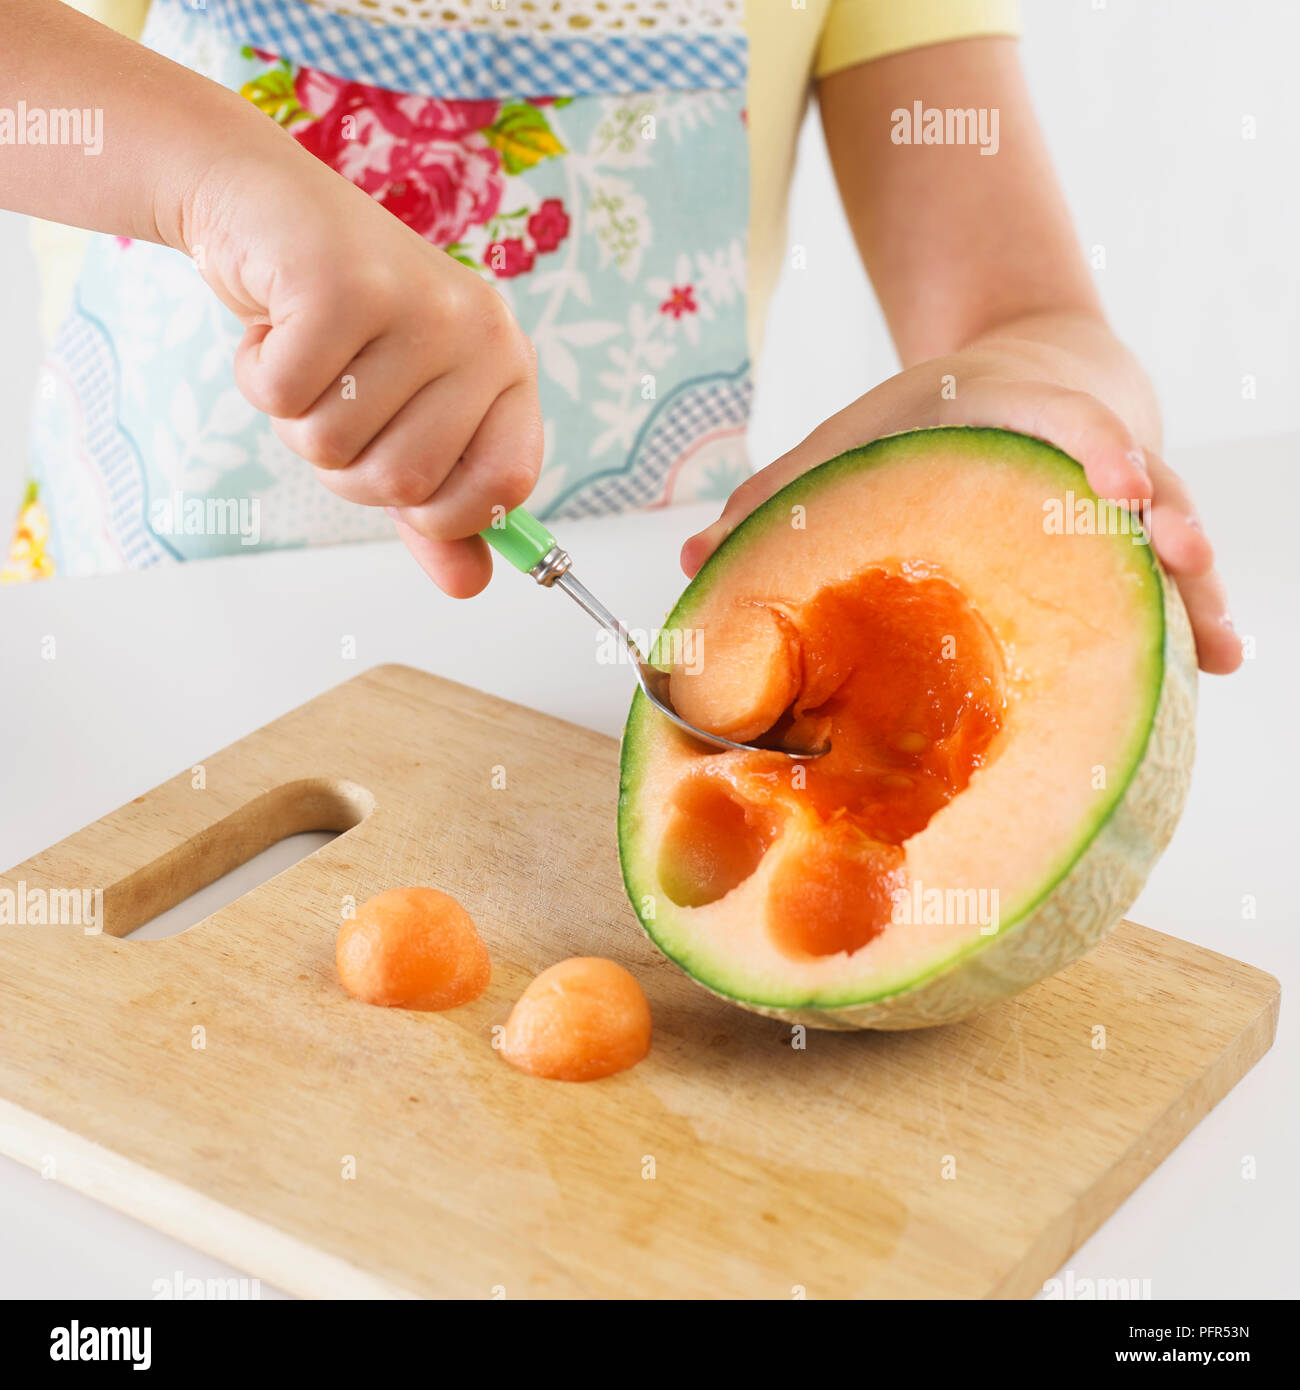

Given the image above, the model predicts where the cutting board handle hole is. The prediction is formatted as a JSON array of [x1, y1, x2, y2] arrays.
[[111, 778, 375, 941]]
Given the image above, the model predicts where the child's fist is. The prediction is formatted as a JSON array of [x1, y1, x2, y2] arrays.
[[189, 142, 543, 596]]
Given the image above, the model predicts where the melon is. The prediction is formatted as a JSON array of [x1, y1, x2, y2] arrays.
[[617, 428, 1196, 1030]]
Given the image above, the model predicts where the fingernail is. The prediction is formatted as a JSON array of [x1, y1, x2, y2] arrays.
[[384, 507, 400, 521]]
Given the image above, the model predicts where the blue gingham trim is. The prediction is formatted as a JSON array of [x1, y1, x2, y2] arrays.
[[56, 296, 175, 569], [547, 364, 752, 519], [196, 0, 747, 95]]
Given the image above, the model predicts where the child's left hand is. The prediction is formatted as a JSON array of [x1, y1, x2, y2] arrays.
[[682, 327, 1243, 675], [707, 37, 1242, 679]]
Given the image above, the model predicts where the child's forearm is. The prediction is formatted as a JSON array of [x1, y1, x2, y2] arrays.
[[817, 37, 1163, 455], [0, 0, 295, 251]]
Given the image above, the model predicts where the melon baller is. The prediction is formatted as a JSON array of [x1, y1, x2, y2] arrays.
[[483, 508, 829, 762]]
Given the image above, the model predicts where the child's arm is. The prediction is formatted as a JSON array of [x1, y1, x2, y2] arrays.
[[685, 36, 1240, 675], [1, 0, 541, 596]]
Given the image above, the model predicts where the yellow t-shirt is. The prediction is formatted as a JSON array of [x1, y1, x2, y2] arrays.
[[33, 0, 1021, 354]]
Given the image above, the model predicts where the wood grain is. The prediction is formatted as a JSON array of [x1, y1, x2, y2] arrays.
[[0, 665, 1279, 1298]]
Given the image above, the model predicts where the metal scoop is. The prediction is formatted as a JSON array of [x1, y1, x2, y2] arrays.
[[483, 508, 829, 761]]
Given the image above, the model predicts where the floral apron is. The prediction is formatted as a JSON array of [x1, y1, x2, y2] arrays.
[[6, 0, 751, 579]]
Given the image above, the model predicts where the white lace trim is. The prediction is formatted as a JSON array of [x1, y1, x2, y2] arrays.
[[304, 0, 744, 36]]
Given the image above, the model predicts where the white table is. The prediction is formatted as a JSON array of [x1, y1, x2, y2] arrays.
[[2, 435, 1297, 1298]]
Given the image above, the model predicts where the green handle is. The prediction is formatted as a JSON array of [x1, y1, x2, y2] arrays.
[[481, 507, 557, 575]]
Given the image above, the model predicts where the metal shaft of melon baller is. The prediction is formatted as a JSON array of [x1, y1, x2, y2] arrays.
[[480, 508, 829, 761]]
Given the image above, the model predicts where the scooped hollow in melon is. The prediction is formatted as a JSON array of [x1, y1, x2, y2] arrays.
[[618, 427, 1196, 1030]]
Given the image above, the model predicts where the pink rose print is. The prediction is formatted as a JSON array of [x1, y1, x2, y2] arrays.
[[291, 69, 505, 246], [527, 198, 570, 254], [486, 239, 536, 279], [659, 285, 699, 319]]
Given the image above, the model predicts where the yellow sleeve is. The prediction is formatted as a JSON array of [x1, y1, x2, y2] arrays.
[[71, 0, 152, 40], [815, 0, 1021, 79]]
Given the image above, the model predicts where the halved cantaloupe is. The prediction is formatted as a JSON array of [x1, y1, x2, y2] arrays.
[[617, 428, 1196, 1029]]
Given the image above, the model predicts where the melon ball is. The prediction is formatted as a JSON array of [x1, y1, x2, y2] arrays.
[[336, 887, 490, 1010], [668, 603, 799, 742], [501, 957, 652, 1082]]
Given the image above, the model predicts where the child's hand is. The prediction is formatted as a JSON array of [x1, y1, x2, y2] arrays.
[[682, 323, 1242, 675], [185, 141, 542, 597], [0, 2, 539, 595]]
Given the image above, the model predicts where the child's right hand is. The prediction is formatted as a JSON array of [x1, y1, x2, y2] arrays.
[[0, 0, 540, 594], [184, 136, 543, 596]]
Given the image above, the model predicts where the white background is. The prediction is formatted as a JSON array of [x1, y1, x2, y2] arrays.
[[0, 0, 1296, 1299]]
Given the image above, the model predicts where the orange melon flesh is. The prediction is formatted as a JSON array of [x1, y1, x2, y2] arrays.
[[766, 821, 908, 959], [336, 887, 491, 1010], [662, 568, 1006, 956], [669, 603, 800, 743], [656, 778, 777, 909], [618, 429, 1196, 1027], [501, 957, 652, 1082]]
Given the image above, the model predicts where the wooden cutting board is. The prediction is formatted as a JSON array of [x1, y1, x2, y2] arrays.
[[0, 664, 1279, 1299]]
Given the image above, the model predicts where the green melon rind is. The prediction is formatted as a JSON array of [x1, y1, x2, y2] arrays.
[[617, 427, 1197, 1030]]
